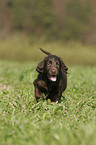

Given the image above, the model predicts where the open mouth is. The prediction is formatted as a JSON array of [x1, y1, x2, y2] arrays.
[[48, 75, 57, 82]]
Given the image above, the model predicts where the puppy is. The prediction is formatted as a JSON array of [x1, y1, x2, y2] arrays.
[[33, 48, 68, 102]]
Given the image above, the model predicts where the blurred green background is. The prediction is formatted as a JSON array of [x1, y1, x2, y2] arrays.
[[0, 0, 96, 65]]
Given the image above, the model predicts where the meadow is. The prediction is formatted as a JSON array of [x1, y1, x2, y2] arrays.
[[0, 60, 96, 145], [0, 36, 96, 145], [0, 34, 96, 65]]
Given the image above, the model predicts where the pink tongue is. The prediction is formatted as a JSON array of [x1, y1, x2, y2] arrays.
[[50, 77, 56, 82]]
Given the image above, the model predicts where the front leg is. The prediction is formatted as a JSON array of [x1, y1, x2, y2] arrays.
[[34, 80, 48, 101], [35, 86, 43, 101]]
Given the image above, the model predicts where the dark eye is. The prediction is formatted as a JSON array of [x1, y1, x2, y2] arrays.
[[56, 61, 59, 65], [48, 60, 52, 65]]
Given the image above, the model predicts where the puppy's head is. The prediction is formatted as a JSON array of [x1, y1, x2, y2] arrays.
[[36, 55, 68, 82]]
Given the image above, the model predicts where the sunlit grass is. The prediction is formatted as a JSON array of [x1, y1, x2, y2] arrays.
[[0, 61, 96, 145]]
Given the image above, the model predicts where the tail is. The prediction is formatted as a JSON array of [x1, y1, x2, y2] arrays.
[[39, 48, 51, 55]]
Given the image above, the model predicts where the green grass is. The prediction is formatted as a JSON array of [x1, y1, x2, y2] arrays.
[[0, 60, 96, 145], [0, 34, 96, 65]]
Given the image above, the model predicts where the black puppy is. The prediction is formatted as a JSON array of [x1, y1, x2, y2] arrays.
[[33, 48, 68, 102]]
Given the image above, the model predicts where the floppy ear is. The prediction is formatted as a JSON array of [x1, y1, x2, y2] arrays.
[[36, 60, 44, 73], [60, 58, 68, 74]]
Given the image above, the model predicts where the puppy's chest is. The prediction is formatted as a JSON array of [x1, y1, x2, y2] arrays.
[[47, 82, 59, 93]]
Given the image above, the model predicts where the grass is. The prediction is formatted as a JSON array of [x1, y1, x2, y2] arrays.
[[0, 60, 96, 145], [0, 34, 96, 65]]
